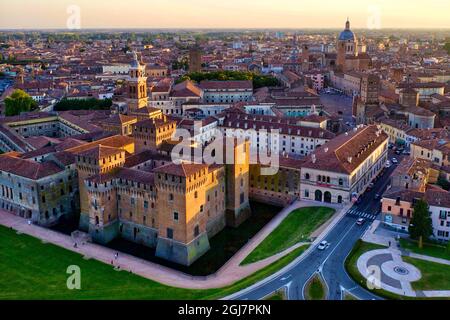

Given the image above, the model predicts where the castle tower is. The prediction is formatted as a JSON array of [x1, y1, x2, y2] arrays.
[[154, 163, 211, 266], [85, 174, 119, 244], [127, 52, 148, 115], [76, 145, 126, 233], [225, 139, 251, 227]]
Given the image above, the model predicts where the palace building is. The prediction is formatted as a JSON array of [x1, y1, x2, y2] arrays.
[[300, 125, 389, 204]]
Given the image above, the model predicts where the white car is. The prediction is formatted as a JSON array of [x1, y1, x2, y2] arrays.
[[317, 241, 330, 251], [392, 158, 398, 164], [385, 161, 391, 168]]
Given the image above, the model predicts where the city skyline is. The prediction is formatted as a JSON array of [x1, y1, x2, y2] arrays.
[[1, 0, 450, 30]]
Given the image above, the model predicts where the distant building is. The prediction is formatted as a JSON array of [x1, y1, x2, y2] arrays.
[[336, 19, 371, 72], [189, 47, 202, 72]]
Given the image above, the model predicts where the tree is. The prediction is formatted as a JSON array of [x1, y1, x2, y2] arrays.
[[409, 199, 433, 248], [54, 98, 112, 111], [437, 177, 450, 191], [444, 42, 450, 55], [4, 89, 38, 116]]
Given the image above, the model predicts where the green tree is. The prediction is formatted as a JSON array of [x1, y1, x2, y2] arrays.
[[409, 199, 433, 248], [54, 98, 112, 111], [4, 89, 38, 116], [444, 42, 450, 55], [437, 177, 450, 191]]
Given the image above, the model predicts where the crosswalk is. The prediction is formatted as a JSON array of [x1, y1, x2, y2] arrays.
[[346, 207, 378, 221]]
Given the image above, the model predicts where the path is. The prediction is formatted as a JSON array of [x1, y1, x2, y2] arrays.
[[358, 222, 450, 298], [0, 200, 342, 290]]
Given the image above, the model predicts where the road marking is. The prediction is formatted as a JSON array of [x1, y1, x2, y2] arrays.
[[280, 275, 292, 281], [322, 221, 356, 267]]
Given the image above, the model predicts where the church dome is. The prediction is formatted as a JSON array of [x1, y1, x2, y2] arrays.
[[338, 19, 355, 41]]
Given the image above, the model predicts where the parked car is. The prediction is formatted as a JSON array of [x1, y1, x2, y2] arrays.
[[392, 158, 399, 164], [385, 161, 391, 168], [395, 150, 402, 155], [318, 241, 330, 251], [356, 218, 366, 226], [374, 193, 381, 200]]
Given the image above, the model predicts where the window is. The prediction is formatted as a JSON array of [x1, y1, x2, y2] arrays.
[[194, 191, 198, 199], [305, 173, 310, 180], [167, 228, 173, 239], [339, 178, 344, 186], [144, 201, 149, 209], [173, 212, 179, 221], [388, 206, 392, 212], [169, 193, 174, 201], [194, 225, 200, 237]]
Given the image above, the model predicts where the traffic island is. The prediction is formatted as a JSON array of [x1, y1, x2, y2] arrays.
[[304, 273, 327, 300], [264, 288, 287, 300]]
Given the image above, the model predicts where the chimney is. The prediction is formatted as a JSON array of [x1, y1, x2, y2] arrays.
[[324, 147, 329, 153], [348, 157, 352, 163], [312, 154, 316, 163]]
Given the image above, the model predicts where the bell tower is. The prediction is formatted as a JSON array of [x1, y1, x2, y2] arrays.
[[127, 52, 148, 114]]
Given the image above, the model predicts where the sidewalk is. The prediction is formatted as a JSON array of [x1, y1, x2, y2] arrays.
[[0, 200, 344, 290], [358, 221, 450, 298]]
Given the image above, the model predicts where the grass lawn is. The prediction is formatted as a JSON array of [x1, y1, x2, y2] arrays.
[[400, 238, 450, 261], [343, 240, 407, 300], [0, 225, 309, 300], [264, 289, 287, 300], [403, 257, 450, 291], [343, 292, 359, 300], [305, 274, 327, 300], [241, 207, 335, 265]]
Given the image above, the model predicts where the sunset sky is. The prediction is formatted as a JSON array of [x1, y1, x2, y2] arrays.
[[1, 0, 449, 30]]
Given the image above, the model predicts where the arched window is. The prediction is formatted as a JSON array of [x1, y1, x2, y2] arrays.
[[305, 173, 310, 180], [169, 194, 174, 201]]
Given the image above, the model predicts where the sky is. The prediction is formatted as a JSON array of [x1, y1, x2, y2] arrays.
[[0, 0, 449, 30]]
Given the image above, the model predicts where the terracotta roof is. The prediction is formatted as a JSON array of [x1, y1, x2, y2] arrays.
[[154, 162, 208, 177], [200, 80, 253, 90], [302, 125, 389, 174], [77, 145, 123, 160], [0, 155, 63, 180]]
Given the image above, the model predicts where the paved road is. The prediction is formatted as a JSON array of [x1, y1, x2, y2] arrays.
[[233, 151, 403, 301]]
